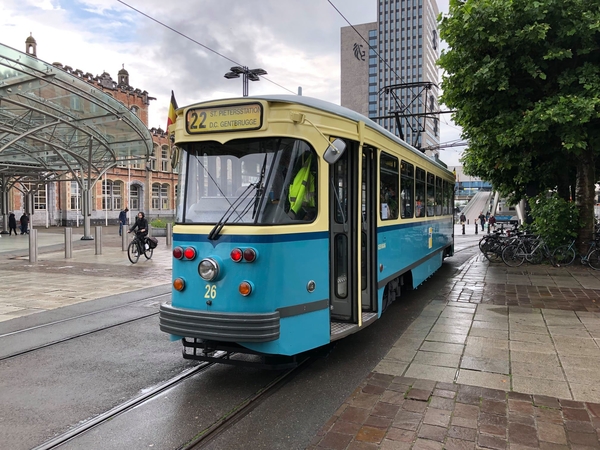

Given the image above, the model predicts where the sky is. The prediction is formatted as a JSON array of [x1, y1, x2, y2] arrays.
[[1, 0, 465, 166]]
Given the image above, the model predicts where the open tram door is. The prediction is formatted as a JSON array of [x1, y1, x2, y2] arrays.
[[327, 134, 378, 340]]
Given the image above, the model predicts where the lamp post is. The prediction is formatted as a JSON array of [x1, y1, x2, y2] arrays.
[[224, 66, 267, 97]]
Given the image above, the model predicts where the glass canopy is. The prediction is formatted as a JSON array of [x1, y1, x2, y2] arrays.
[[0, 42, 152, 181]]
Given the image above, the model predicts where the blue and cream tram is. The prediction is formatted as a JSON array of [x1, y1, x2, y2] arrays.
[[159, 95, 454, 367]]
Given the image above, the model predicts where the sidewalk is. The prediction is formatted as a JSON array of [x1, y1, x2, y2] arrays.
[[309, 233, 600, 449], [0, 226, 171, 322], [5, 226, 600, 448]]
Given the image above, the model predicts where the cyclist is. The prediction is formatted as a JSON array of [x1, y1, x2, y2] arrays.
[[128, 211, 148, 247]]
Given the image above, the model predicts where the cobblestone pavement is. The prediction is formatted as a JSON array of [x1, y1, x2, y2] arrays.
[[310, 251, 600, 449]]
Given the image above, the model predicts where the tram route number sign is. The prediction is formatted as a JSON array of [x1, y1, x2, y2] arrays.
[[186, 103, 263, 134]]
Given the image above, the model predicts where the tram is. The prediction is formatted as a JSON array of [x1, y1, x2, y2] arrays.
[[159, 95, 454, 368]]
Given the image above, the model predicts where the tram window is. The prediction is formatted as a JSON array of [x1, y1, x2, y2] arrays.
[[335, 234, 348, 298], [380, 152, 399, 220], [426, 172, 435, 216], [435, 176, 443, 216], [400, 160, 414, 218], [443, 180, 452, 215], [415, 167, 425, 218]]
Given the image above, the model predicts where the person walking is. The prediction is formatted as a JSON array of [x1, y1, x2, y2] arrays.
[[118, 207, 129, 236], [459, 212, 466, 224], [488, 215, 497, 232], [478, 211, 486, 229], [8, 212, 17, 236], [19, 212, 29, 235]]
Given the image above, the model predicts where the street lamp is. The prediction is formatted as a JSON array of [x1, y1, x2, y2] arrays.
[[224, 66, 267, 97]]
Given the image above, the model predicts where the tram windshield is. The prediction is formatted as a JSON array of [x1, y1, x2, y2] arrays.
[[177, 137, 318, 225]]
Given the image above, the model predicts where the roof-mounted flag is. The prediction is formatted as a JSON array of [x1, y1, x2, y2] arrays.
[[167, 90, 178, 130]]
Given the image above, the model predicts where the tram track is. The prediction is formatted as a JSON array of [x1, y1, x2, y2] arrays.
[[32, 358, 220, 450], [179, 355, 313, 450], [0, 293, 168, 361]]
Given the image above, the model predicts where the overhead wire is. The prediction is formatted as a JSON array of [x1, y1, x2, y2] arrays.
[[116, 0, 296, 95]]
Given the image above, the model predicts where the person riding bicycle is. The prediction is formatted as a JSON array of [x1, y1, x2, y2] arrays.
[[128, 211, 148, 245]]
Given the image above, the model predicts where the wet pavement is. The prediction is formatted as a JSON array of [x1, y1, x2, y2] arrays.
[[4, 225, 600, 448]]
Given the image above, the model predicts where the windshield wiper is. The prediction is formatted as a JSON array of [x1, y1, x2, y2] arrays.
[[207, 183, 258, 241]]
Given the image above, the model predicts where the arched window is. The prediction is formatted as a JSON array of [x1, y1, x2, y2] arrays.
[[130, 105, 140, 116], [150, 143, 158, 171]]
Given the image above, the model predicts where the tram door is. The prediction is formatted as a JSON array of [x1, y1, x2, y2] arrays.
[[329, 143, 377, 322]]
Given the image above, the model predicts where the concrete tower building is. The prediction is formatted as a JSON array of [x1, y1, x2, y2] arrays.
[[341, 0, 440, 156]]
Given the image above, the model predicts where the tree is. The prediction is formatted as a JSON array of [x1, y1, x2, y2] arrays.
[[438, 0, 600, 252]]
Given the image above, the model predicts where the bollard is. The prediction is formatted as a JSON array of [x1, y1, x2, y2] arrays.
[[462, 223, 465, 235], [122, 231, 128, 251], [166, 223, 173, 247], [95, 226, 102, 255], [29, 229, 38, 263], [475, 223, 478, 235], [65, 227, 72, 259]]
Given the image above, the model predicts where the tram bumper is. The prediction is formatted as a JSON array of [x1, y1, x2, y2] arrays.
[[159, 302, 280, 342]]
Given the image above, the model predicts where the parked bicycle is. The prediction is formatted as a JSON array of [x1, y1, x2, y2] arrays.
[[479, 225, 520, 262], [552, 237, 600, 269], [127, 233, 154, 264], [501, 234, 558, 267]]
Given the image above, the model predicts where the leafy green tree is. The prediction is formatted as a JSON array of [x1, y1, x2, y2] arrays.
[[526, 193, 579, 249], [438, 0, 600, 254]]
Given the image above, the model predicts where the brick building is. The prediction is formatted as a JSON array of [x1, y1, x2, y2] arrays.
[[6, 35, 177, 228]]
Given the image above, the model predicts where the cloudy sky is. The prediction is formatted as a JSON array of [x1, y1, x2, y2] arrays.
[[1, 0, 464, 166]]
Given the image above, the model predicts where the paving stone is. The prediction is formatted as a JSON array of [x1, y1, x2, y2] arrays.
[[372, 402, 401, 419], [423, 408, 451, 427], [562, 407, 591, 422], [363, 415, 393, 430], [479, 412, 508, 436], [317, 431, 354, 449], [508, 399, 534, 415], [508, 422, 539, 447], [429, 395, 455, 411], [384, 427, 416, 442], [533, 395, 560, 409], [564, 420, 595, 433], [411, 438, 443, 450], [565, 429, 600, 446], [340, 406, 371, 424], [508, 412, 535, 427], [379, 439, 412, 450], [481, 398, 508, 415], [454, 403, 480, 419], [477, 432, 507, 449], [451, 416, 478, 429], [448, 425, 477, 441], [355, 425, 387, 444], [535, 408, 564, 425], [417, 424, 447, 442], [350, 393, 381, 409], [537, 421, 567, 445], [393, 410, 422, 431], [331, 419, 362, 436], [444, 437, 476, 450], [346, 442, 379, 450], [407, 388, 432, 401]]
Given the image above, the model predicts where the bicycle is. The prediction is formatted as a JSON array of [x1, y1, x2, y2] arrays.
[[501, 234, 558, 267], [127, 233, 153, 264], [552, 237, 600, 269]]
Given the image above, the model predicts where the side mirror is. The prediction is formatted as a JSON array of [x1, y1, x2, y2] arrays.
[[170, 146, 180, 169], [323, 138, 346, 164]]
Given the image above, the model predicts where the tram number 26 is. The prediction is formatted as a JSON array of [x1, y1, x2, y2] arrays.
[[204, 285, 217, 299]]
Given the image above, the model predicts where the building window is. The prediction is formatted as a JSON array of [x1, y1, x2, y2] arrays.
[[150, 143, 158, 171], [130, 184, 140, 210], [102, 180, 122, 210], [161, 145, 169, 172], [130, 105, 139, 116], [152, 183, 170, 210], [70, 181, 80, 210]]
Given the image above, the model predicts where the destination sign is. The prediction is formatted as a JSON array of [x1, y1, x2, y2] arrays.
[[186, 103, 263, 134]]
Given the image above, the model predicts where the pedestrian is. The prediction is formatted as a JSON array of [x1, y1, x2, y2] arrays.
[[478, 211, 486, 229], [8, 212, 17, 236], [488, 215, 497, 231], [19, 212, 29, 235], [459, 212, 466, 224], [118, 207, 129, 236]]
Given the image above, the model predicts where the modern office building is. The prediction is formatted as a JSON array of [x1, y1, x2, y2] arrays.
[[341, 0, 441, 155]]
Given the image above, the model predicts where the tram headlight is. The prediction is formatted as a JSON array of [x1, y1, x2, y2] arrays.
[[198, 258, 220, 281]]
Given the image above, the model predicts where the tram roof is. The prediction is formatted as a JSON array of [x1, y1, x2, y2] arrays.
[[0, 42, 152, 182], [247, 95, 449, 172]]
